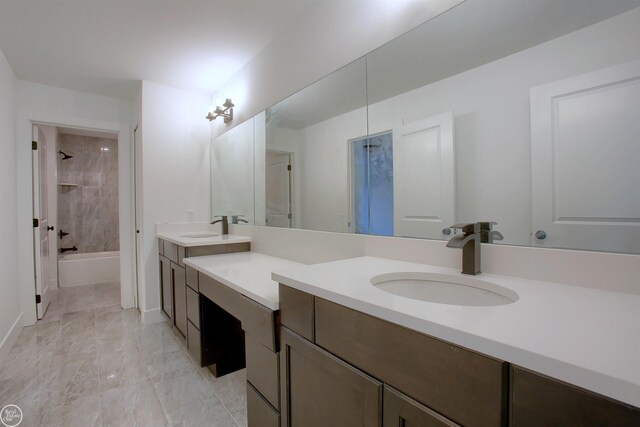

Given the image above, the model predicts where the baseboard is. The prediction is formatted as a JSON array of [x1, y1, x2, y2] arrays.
[[141, 307, 167, 325], [0, 312, 23, 365]]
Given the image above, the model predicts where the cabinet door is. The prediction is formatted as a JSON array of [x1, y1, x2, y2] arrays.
[[383, 386, 459, 427], [159, 255, 172, 320], [511, 366, 640, 427], [280, 328, 382, 427], [172, 262, 187, 338]]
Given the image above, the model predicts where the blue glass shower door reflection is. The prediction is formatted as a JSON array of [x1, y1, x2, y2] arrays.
[[353, 132, 394, 236]]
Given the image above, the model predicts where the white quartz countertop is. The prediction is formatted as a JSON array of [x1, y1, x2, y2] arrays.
[[184, 252, 303, 310], [157, 231, 251, 247], [272, 256, 640, 407]]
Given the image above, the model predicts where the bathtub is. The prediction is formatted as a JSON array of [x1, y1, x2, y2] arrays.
[[58, 251, 120, 287]]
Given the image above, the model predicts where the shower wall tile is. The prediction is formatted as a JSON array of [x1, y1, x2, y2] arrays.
[[58, 134, 119, 254]]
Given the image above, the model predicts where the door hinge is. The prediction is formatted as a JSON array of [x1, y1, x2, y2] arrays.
[[288, 213, 292, 219], [32, 140, 37, 150], [33, 218, 39, 228], [287, 164, 292, 171], [35, 294, 41, 304]]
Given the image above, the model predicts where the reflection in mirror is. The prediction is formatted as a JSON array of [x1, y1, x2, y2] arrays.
[[365, 0, 640, 253], [211, 117, 255, 224], [259, 58, 368, 232]]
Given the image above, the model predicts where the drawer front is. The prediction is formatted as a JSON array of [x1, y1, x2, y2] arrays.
[[279, 284, 314, 342], [186, 285, 200, 329], [246, 333, 280, 409], [187, 320, 201, 366], [164, 241, 178, 263], [240, 294, 277, 352], [198, 272, 241, 319], [186, 242, 251, 257], [315, 298, 506, 427], [186, 265, 199, 292], [511, 366, 640, 427], [384, 385, 459, 427], [247, 382, 280, 427]]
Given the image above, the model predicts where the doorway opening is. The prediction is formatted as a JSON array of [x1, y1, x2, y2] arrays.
[[350, 131, 394, 236], [265, 150, 293, 228], [32, 123, 121, 320]]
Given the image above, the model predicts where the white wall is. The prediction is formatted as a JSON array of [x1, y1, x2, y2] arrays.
[[15, 81, 134, 326], [210, 0, 464, 138], [139, 81, 210, 323], [0, 47, 21, 362]]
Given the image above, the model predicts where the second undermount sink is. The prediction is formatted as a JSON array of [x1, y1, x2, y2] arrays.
[[371, 272, 518, 306], [180, 233, 220, 238]]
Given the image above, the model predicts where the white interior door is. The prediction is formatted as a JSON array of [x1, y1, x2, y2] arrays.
[[32, 125, 51, 319], [265, 151, 292, 228], [394, 112, 455, 239], [531, 60, 640, 253], [134, 125, 141, 308]]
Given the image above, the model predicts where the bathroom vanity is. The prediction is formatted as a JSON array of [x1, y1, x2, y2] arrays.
[[274, 257, 640, 427], [156, 230, 251, 361]]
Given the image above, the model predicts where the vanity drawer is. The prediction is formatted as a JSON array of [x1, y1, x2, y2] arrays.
[[186, 242, 251, 257], [186, 265, 199, 292], [198, 272, 241, 319], [163, 241, 178, 263], [186, 285, 200, 329], [384, 385, 459, 427], [279, 284, 314, 342], [187, 320, 201, 366], [246, 333, 280, 409], [510, 366, 640, 427], [247, 382, 280, 427], [240, 294, 278, 352], [314, 298, 507, 427]]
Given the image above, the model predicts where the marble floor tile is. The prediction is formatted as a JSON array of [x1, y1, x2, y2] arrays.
[[0, 281, 247, 427]]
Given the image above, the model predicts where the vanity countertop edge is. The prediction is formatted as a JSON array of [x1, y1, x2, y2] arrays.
[[184, 252, 304, 310], [157, 231, 252, 247], [272, 255, 640, 408]]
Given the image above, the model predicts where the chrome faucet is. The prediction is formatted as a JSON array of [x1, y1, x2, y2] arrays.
[[446, 223, 481, 275], [211, 215, 229, 235], [479, 221, 504, 244], [231, 215, 249, 225]]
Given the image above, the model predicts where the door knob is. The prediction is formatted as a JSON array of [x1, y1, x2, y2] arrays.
[[442, 228, 451, 236], [535, 230, 547, 240]]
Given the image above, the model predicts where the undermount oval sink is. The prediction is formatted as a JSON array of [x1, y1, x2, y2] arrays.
[[180, 233, 219, 238], [371, 272, 518, 306]]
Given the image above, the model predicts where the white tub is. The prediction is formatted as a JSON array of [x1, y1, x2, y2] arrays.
[[58, 251, 120, 287]]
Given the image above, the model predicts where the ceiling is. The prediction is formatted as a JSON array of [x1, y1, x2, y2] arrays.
[[0, 0, 316, 100]]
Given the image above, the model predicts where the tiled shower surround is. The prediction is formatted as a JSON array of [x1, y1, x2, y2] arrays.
[[58, 134, 119, 254]]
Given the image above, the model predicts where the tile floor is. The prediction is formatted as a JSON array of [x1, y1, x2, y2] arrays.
[[0, 282, 248, 427]]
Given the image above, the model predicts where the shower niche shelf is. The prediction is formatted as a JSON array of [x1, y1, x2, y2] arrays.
[[57, 182, 78, 188]]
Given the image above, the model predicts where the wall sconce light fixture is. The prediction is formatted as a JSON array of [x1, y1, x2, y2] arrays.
[[206, 98, 234, 123]]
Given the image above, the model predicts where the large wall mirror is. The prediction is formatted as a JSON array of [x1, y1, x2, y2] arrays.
[[212, 0, 640, 255]]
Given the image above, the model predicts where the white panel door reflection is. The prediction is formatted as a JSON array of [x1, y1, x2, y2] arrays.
[[394, 112, 455, 239], [531, 60, 640, 253]]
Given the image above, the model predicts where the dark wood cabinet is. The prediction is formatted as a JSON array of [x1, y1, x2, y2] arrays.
[[510, 366, 640, 427], [159, 255, 172, 320], [248, 382, 280, 427], [383, 386, 459, 427], [280, 327, 382, 427], [171, 262, 187, 338]]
